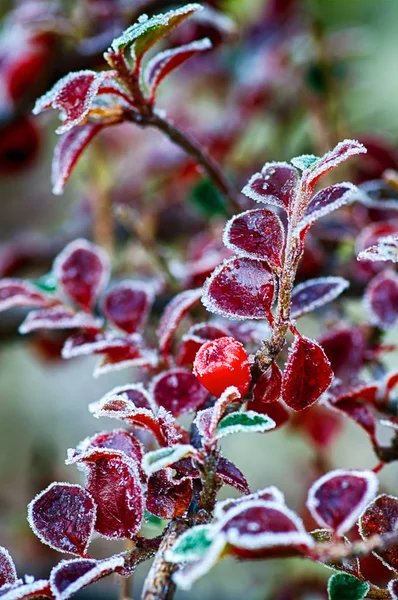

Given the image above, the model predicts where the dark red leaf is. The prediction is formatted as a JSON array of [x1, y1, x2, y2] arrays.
[[51, 124, 105, 195], [146, 469, 193, 519], [282, 335, 333, 411], [215, 486, 284, 518], [28, 483, 96, 556], [216, 456, 250, 494], [94, 342, 156, 377], [203, 257, 275, 320], [252, 362, 282, 405], [19, 307, 103, 334], [365, 269, 398, 328], [242, 162, 299, 214], [54, 239, 109, 311], [319, 327, 366, 380], [248, 399, 289, 429], [299, 183, 359, 230], [223, 208, 285, 271], [291, 404, 342, 449], [307, 469, 378, 535], [62, 331, 137, 359], [290, 277, 349, 319], [157, 288, 202, 356], [359, 494, 398, 571], [388, 580, 398, 599], [302, 140, 366, 191], [0, 547, 17, 588], [50, 557, 123, 600], [102, 282, 153, 334], [96, 383, 156, 411], [78, 430, 144, 472], [0, 279, 51, 312], [151, 368, 208, 417], [0, 580, 51, 599], [332, 398, 376, 445]]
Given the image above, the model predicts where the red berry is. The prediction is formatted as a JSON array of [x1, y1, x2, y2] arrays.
[[193, 336, 251, 398]]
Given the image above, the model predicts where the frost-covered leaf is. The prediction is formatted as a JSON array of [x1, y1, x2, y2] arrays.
[[222, 208, 285, 272], [71, 449, 144, 540], [330, 398, 376, 445], [27, 483, 96, 556], [51, 124, 105, 195], [282, 335, 333, 411], [214, 486, 285, 519], [0, 279, 51, 312], [302, 140, 367, 191], [290, 277, 349, 319], [194, 386, 241, 440], [166, 525, 215, 563], [291, 154, 319, 171], [0, 580, 51, 600], [202, 257, 275, 320], [307, 469, 378, 535], [388, 579, 398, 599], [146, 469, 193, 519], [252, 362, 282, 405], [33, 71, 112, 134], [248, 399, 290, 429], [171, 535, 226, 590], [0, 547, 17, 588], [49, 557, 124, 600], [151, 368, 208, 417], [242, 162, 299, 214], [216, 457, 250, 494], [145, 39, 212, 103], [358, 235, 398, 263], [359, 494, 398, 571], [19, 307, 103, 334], [327, 573, 369, 600], [62, 331, 138, 359], [142, 444, 197, 476], [214, 410, 275, 440], [102, 282, 153, 334], [298, 183, 359, 231], [76, 430, 144, 471], [93, 345, 156, 377], [364, 269, 398, 328], [157, 288, 202, 356], [109, 4, 202, 61], [54, 239, 109, 311], [93, 383, 156, 412]]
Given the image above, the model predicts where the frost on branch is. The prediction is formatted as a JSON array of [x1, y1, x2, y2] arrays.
[[157, 288, 202, 356], [358, 235, 398, 263], [102, 282, 153, 334], [290, 277, 349, 319], [241, 162, 299, 214], [53, 239, 109, 311], [49, 557, 124, 600], [222, 208, 285, 272], [281, 335, 333, 411], [307, 469, 378, 535], [51, 124, 105, 195], [27, 483, 96, 556], [364, 269, 398, 328], [298, 183, 359, 231], [0, 279, 51, 312], [19, 307, 103, 334], [202, 256, 275, 320], [151, 368, 208, 417], [0, 547, 17, 588], [359, 494, 398, 571]]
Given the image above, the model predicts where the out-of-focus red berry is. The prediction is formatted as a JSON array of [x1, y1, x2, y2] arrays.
[[193, 336, 251, 398]]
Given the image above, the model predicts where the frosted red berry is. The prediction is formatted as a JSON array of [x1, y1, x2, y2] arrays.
[[193, 336, 251, 398]]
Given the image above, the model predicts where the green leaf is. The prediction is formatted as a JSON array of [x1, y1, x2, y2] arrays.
[[109, 4, 202, 62], [214, 410, 275, 440], [291, 154, 319, 171], [327, 573, 369, 600], [142, 444, 196, 476], [166, 525, 215, 563], [33, 273, 57, 293], [191, 179, 228, 216]]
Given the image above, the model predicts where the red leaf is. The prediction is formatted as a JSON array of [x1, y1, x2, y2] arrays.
[[215, 486, 284, 518], [145, 39, 212, 103], [248, 399, 289, 429], [54, 239, 109, 311], [51, 124, 105, 195], [388, 580, 398, 599], [50, 557, 123, 600], [216, 456, 250, 494], [242, 162, 299, 214], [73, 450, 144, 539], [102, 282, 153, 334], [302, 140, 366, 191], [332, 398, 376, 445], [151, 368, 208, 417], [27, 483, 96, 556], [157, 288, 202, 356], [95, 383, 156, 411], [298, 183, 359, 230], [33, 70, 112, 134], [290, 277, 349, 319], [0, 279, 51, 312], [202, 257, 275, 320], [176, 322, 230, 366], [282, 335, 333, 411], [223, 208, 285, 271], [319, 327, 366, 380], [77, 430, 144, 473], [0, 547, 17, 588], [359, 494, 398, 571], [0, 580, 51, 599], [62, 331, 138, 359], [193, 336, 250, 398], [146, 469, 193, 519], [252, 362, 282, 405], [307, 469, 378, 535], [19, 307, 103, 334], [365, 269, 398, 328], [93, 343, 156, 377]]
